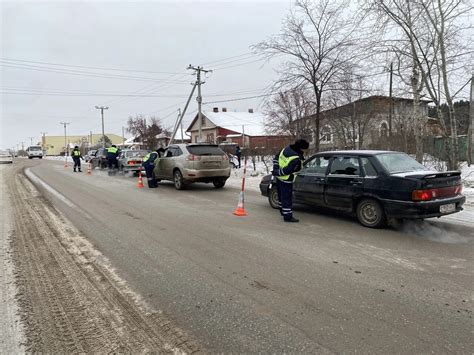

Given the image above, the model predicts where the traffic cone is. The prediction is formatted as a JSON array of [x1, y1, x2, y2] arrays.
[[86, 162, 92, 175], [233, 191, 247, 216], [137, 168, 144, 188]]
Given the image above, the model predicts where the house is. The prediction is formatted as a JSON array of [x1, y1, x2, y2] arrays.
[[295, 95, 440, 152], [43, 133, 124, 155], [186, 108, 292, 152]]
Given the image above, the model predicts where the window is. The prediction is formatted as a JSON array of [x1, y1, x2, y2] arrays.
[[380, 121, 389, 137], [361, 157, 378, 177], [201, 115, 206, 126], [206, 133, 214, 143], [376, 153, 426, 174], [302, 156, 330, 175], [320, 126, 332, 143], [329, 156, 360, 176], [187, 145, 225, 156]]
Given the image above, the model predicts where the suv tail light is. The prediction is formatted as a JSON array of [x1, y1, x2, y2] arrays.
[[186, 154, 201, 161], [412, 185, 462, 201]]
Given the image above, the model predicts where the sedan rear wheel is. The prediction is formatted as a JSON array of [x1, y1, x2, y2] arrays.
[[356, 198, 385, 228], [268, 187, 280, 209], [213, 178, 226, 188], [173, 170, 185, 190]]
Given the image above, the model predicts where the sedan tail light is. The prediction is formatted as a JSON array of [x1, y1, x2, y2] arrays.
[[186, 154, 201, 161], [412, 185, 462, 201]]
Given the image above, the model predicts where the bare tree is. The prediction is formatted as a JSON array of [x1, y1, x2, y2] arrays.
[[254, 0, 362, 151], [263, 87, 314, 138], [126, 115, 167, 150], [366, 0, 473, 169]]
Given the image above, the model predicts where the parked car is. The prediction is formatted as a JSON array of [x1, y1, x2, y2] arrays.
[[84, 149, 97, 162], [153, 143, 231, 190], [90, 147, 108, 169], [0, 150, 13, 164], [118, 149, 149, 175], [260, 150, 465, 228], [26, 145, 43, 159]]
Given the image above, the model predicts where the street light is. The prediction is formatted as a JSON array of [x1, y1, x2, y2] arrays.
[[95, 106, 109, 148]]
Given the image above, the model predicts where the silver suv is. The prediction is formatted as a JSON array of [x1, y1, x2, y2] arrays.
[[153, 144, 231, 189]]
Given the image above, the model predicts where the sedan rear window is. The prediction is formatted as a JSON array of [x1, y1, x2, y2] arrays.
[[376, 153, 426, 174], [187, 145, 225, 156], [29, 146, 42, 151], [126, 150, 148, 157]]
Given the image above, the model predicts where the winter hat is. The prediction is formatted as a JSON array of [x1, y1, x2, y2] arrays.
[[294, 139, 309, 150]]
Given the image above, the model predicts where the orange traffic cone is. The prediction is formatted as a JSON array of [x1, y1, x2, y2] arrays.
[[233, 191, 247, 216], [86, 162, 92, 175], [137, 168, 144, 188]]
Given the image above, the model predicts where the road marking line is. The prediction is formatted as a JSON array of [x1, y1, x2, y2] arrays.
[[24, 168, 92, 220]]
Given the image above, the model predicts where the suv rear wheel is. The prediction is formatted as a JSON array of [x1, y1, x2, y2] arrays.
[[173, 169, 185, 190], [356, 198, 385, 228], [213, 178, 226, 188]]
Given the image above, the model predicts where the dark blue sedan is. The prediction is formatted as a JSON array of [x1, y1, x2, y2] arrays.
[[260, 150, 465, 228]]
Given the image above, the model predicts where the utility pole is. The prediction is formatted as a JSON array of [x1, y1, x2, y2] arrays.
[[122, 126, 125, 147], [388, 62, 393, 148], [187, 65, 211, 142], [468, 73, 473, 166], [169, 83, 198, 144], [60, 122, 70, 167], [95, 106, 109, 148], [21, 142, 25, 156], [28, 136, 34, 146], [40, 132, 47, 155]]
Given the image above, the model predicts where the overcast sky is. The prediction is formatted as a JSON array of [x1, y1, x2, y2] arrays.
[[0, 0, 293, 150]]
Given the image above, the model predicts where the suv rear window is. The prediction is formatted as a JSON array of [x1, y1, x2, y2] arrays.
[[187, 145, 225, 156], [29, 146, 42, 151]]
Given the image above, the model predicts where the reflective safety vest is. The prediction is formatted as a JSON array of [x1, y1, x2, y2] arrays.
[[73, 150, 81, 157], [143, 152, 157, 165], [277, 148, 301, 182], [107, 147, 118, 154]]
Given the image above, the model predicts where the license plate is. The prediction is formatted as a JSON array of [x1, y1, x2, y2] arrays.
[[440, 203, 455, 214]]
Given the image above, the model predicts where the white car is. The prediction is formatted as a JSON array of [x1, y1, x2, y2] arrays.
[[0, 150, 13, 164], [26, 145, 43, 159]]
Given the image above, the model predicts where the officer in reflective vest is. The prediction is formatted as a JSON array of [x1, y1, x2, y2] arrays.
[[72, 146, 82, 172], [274, 139, 309, 222], [106, 145, 120, 175], [142, 148, 164, 188]]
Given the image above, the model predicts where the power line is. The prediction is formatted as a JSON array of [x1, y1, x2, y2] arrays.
[[1, 57, 184, 75], [0, 62, 191, 83]]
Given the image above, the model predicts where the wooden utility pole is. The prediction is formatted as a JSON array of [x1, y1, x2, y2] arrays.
[[468, 74, 473, 166], [388, 63, 393, 148], [60, 122, 70, 167], [95, 106, 109, 148], [40, 132, 47, 155], [187, 65, 211, 142]]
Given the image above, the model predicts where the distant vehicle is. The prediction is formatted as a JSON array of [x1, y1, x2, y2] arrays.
[[260, 150, 465, 228], [0, 150, 13, 164], [118, 149, 149, 175], [90, 147, 108, 169], [26, 145, 43, 159], [153, 143, 231, 190], [84, 149, 97, 163]]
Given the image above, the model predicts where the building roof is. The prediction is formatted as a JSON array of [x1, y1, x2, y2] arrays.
[[187, 110, 267, 136]]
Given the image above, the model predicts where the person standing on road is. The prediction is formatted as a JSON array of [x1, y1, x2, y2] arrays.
[[235, 145, 242, 169], [142, 148, 164, 188], [72, 146, 82, 172], [106, 145, 120, 175], [274, 139, 309, 223]]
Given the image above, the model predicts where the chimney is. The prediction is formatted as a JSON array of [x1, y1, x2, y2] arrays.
[[222, 107, 227, 112], [248, 108, 254, 113], [213, 107, 219, 113]]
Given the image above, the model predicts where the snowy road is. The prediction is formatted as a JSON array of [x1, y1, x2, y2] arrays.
[[4, 158, 474, 353]]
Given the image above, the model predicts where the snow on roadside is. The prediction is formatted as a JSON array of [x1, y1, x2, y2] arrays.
[[0, 165, 26, 352], [226, 158, 271, 192]]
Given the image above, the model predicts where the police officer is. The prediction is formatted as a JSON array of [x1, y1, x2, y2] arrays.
[[142, 148, 164, 188], [106, 145, 120, 175], [72, 146, 82, 172], [274, 139, 309, 222]]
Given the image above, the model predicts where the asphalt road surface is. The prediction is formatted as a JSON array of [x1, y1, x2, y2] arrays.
[[8, 159, 474, 353]]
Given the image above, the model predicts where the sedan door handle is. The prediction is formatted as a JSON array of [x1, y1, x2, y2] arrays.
[[350, 180, 363, 185]]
